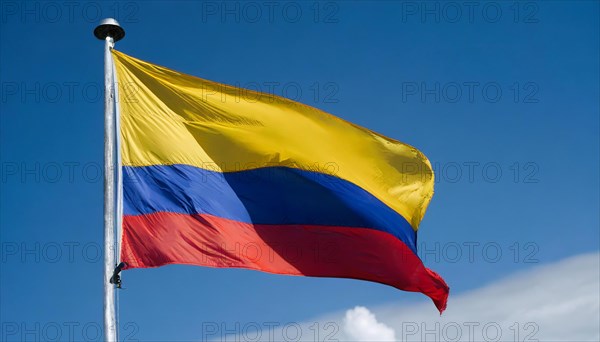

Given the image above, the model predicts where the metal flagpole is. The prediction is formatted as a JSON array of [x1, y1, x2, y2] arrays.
[[94, 18, 125, 342]]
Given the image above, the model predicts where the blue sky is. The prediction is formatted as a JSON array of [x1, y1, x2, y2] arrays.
[[1, 1, 598, 341]]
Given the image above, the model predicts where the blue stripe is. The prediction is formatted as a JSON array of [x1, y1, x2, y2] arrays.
[[123, 164, 417, 254]]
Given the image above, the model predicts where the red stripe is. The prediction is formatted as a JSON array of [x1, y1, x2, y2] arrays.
[[121, 212, 449, 313]]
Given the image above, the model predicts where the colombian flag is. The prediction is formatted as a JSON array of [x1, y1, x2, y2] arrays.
[[112, 50, 449, 313]]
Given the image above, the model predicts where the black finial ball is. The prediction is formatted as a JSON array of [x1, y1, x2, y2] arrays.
[[94, 18, 125, 42]]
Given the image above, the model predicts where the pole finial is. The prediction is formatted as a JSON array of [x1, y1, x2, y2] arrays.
[[94, 18, 125, 42]]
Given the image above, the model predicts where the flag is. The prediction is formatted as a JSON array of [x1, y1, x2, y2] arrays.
[[112, 50, 449, 313]]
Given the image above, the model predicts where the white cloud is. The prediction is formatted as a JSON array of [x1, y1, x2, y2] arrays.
[[343, 306, 396, 341], [374, 252, 600, 341]]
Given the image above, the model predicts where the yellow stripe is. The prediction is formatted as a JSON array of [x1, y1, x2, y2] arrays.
[[112, 49, 434, 230]]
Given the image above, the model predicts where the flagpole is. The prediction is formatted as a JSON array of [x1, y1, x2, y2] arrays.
[[94, 18, 125, 342]]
